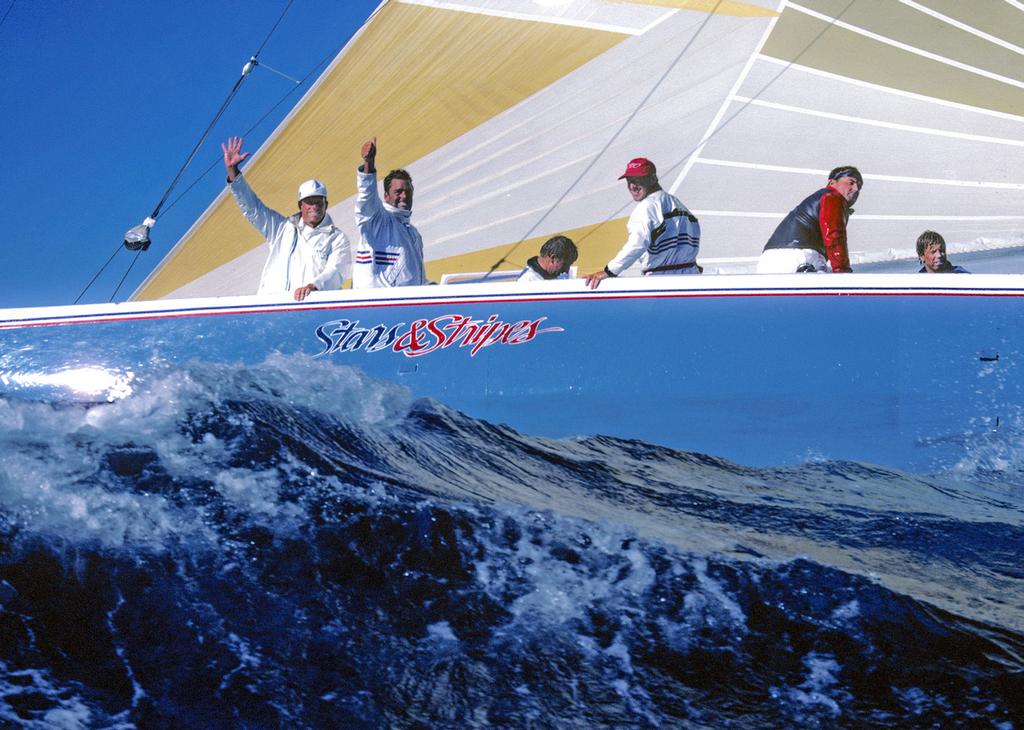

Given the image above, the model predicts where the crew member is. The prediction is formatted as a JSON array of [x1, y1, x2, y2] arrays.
[[518, 236, 578, 281], [757, 166, 862, 273], [222, 136, 349, 300], [917, 230, 968, 273], [585, 157, 700, 289], [354, 137, 428, 288]]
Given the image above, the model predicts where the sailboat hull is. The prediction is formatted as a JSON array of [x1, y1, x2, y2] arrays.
[[3, 274, 1022, 472]]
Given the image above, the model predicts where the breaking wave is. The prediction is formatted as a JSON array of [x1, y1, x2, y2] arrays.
[[1, 354, 1021, 728]]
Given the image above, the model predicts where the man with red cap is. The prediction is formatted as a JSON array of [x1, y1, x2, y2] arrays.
[[585, 157, 701, 289], [222, 136, 350, 300], [757, 166, 862, 273]]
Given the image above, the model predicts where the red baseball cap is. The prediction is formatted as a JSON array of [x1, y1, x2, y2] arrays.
[[618, 157, 656, 179]]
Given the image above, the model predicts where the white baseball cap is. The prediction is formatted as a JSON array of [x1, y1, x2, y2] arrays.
[[297, 179, 328, 201]]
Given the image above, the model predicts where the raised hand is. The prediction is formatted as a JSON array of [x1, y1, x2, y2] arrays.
[[222, 136, 250, 181], [360, 136, 377, 172]]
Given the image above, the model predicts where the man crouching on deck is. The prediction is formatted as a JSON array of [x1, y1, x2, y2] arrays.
[[585, 157, 701, 289], [757, 166, 862, 274], [222, 136, 349, 300]]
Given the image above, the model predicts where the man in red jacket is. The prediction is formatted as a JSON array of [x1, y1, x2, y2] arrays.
[[757, 166, 862, 273]]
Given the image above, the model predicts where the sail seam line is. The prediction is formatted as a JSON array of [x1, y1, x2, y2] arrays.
[[478, 0, 726, 274], [694, 158, 1024, 189], [669, 0, 785, 194], [396, 0, 650, 35], [897, 0, 1024, 57], [787, 1, 1024, 90], [755, 55, 1024, 123], [691, 210, 1024, 221], [730, 96, 1024, 147]]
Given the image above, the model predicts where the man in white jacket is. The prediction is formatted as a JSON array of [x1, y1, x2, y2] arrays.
[[222, 136, 350, 300], [353, 137, 427, 288], [585, 157, 701, 289]]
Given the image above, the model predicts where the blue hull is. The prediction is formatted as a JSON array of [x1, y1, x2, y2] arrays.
[[2, 274, 1022, 472]]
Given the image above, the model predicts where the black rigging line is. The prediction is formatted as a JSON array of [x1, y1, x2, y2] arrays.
[[74, 245, 122, 305], [486, 0, 859, 273], [109, 251, 144, 302], [108, 40, 342, 304], [143, 0, 295, 223], [106, 39, 343, 304], [252, 0, 294, 58], [481, 0, 727, 277], [75, 0, 298, 304], [160, 41, 340, 218], [0, 0, 16, 31]]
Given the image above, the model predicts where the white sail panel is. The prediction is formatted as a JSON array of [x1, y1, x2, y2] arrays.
[[135, 0, 1024, 299], [134, 0, 633, 299]]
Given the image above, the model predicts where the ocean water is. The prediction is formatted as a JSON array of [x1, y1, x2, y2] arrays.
[[0, 354, 1021, 728]]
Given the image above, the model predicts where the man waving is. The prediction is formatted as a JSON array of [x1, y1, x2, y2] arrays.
[[353, 137, 428, 288], [223, 136, 349, 300]]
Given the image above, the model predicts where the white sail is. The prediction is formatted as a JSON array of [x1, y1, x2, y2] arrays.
[[132, 0, 1024, 300]]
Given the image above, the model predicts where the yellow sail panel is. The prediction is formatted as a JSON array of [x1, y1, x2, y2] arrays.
[[792, 0, 1023, 80], [919, 0, 1024, 47], [613, 0, 777, 17], [762, 4, 1024, 117], [134, 2, 626, 300]]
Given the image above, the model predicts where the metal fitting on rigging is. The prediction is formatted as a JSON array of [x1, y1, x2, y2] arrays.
[[123, 217, 156, 251]]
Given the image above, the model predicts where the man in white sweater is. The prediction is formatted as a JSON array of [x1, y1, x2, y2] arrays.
[[585, 157, 701, 289], [222, 136, 349, 300], [353, 137, 428, 288]]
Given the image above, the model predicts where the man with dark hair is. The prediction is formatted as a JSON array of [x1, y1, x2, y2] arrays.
[[222, 136, 349, 300], [584, 157, 701, 289], [518, 235, 579, 281], [757, 166, 862, 273], [917, 230, 968, 273], [354, 137, 427, 288]]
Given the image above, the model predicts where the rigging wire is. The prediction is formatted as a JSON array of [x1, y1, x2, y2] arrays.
[[487, 0, 858, 273], [103, 41, 343, 302], [245, 58, 302, 85], [109, 251, 144, 302], [0, 0, 15, 31], [77, 22, 332, 306], [481, 0, 727, 277], [569, 0, 860, 254], [159, 42, 341, 219], [74, 245, 122, 305], [77, 0, 297, 304], [139, 0, 296, 230]]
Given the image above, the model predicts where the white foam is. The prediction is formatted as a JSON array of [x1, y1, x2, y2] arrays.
[[774, 651, 848, 721], [0, 353, 414, 548]]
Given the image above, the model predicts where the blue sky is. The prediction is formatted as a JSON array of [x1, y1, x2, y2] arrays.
[[0, 0, 381, 309]]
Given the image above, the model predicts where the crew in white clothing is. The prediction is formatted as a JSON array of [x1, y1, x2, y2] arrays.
[[517, 235, 578, 282], [353, 137, 427, 288], [222, 136, 349, 300], [585, 157, 701, 289]]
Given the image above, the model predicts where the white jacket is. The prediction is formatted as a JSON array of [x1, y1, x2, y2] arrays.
[[230, 173, 350, 295], [606, 190, 700, 276], [353, 169, 427, 288]]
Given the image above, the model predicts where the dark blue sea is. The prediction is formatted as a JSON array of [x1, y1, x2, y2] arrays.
[[1, 355, 1021, 728]]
